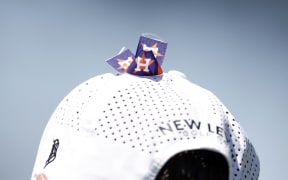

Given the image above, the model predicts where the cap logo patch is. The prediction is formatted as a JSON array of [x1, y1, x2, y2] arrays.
[[44, 139, 59, 168]]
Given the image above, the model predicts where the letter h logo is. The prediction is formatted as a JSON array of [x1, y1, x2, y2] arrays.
[[134, 55, 153, 73]]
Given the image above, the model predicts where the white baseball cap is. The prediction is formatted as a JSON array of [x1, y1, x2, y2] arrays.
[[31, 70, 260, 180]]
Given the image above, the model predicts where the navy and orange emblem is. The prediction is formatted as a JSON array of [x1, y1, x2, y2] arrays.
[[106, 34, 167, 76]]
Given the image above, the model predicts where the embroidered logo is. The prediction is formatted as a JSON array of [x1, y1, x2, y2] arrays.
[[44, 139, 59, 168]]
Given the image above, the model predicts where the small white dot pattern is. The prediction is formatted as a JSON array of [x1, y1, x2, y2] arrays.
[[51, 72, 259, 179]]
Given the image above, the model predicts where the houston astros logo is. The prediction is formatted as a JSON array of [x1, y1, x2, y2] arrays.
[[117, 56, 133, 71], [142, 43, 163, 57], [106, 35, 167, 76], [134, 53, 154, 73]]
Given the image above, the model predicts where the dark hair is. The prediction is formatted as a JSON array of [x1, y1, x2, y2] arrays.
[[155, 150, 229, 180]]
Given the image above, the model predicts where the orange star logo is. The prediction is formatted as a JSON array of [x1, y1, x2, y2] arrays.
[[134, 53, 154, 74], [117, 56, 133, 72], [142, 43, 163, 57]]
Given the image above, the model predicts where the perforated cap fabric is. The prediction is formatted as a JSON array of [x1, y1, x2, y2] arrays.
[[31, 70, 260, 180]]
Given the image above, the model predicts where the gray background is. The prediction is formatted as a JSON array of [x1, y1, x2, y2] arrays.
[[0, 0, 287, 179]]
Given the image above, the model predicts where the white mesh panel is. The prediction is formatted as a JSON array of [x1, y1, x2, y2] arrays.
[[32, 71, 260, 180]]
